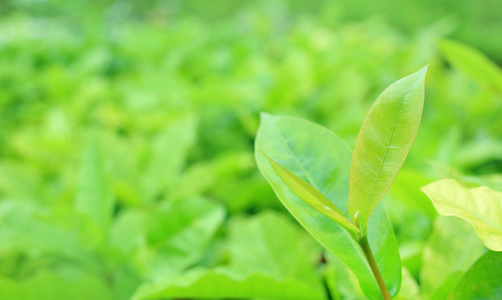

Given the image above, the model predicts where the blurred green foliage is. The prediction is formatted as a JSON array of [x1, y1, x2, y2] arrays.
[[0, 0, 501, 299]]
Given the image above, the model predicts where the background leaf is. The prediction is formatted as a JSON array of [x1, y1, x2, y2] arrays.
[[133, 211, 326, 300], [133, 268, 324, 300], [255, 113, 401, 298], [349, 66, 427, 230], [395, 268, 420, 300], [0, 269, 113, 300], [139, 115, 197, 202], [136, 197, 225, 278], [422, 179, 502, 250], [439, 39, 502, 92], [449, 251, 502, 299], [75, 143, 113, 247], [420, 216, 485, 299], [0, 201, 99, 271]]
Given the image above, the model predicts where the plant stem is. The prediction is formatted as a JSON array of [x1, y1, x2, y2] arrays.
[[358, 236, 392, 300]]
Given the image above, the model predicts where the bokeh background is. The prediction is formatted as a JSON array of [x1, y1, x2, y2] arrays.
[[0, 0, 501, 299]]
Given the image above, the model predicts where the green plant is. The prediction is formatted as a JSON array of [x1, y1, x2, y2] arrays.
[[255, 66, 428, 299]]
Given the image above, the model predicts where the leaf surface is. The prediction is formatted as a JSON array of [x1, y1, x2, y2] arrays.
[[133, 268, 325, 300], [133, 211, 326, 300], [229, 212, 324, 292], [422, 179, 502, 251], [349, 67, 427, 230], [420, 216, 485, 299], [140, 115, 197, 202], [439, 39, 502, 92], [75, 143, 113, 246], [449, 251, 502, 299], [0, 201, 99, 271], [140, 197, 225, 278], [255, 114, 401, 298], [0, 270, 113, 300]]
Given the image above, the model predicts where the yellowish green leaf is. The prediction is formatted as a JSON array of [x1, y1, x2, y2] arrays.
[[422, 179, 502, 251], [349, 66, 428, 231]]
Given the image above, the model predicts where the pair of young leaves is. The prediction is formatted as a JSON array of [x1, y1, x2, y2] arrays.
[[259, 66, 427, 235], [255, 66, 427, 298]]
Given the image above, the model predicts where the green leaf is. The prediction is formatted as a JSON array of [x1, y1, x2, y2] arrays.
[[0, 201, 99, 271], [439, 39, 502, 92], [449, 251, 502, 299], [324, 253, 366, 300], [255, 114, 401, 298], [260, 152, 360, 234], [132, 268, 325, 300], [133, 212, 326, 300], [394, 268, 420, 300], [420, 216, 485, 299], [348, 66, 427, 231], [75, 143, 113, 247], [421, 179, 502, 251], [137, 197, 225, 278], [0, 270, 113, 300], [140, 115, 197, 202], [229, 212, 325, 292]]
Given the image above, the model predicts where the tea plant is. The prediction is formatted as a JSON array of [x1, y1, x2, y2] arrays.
[[256, 66, 428, 299]]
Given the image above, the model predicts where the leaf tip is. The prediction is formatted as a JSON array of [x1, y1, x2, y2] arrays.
[[416, 64, 429, 78]]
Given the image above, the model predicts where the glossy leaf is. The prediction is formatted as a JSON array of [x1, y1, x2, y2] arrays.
[[261, 152, 360, 234], [439, 39, 502, 92], [422, 179, 502, 251], [420, 216, 485, 299], [449, 251, 502, 299], [349, 66, 428, 231], [255, 113, 401, 298]]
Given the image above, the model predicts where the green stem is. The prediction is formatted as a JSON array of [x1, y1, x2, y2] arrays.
[[358, 236, 392, 300]]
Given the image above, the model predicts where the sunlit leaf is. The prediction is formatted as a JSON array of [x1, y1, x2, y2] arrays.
[[349, 66, 428, 231], [422, 179, 502, 251], [255, 113, 401, 298]]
